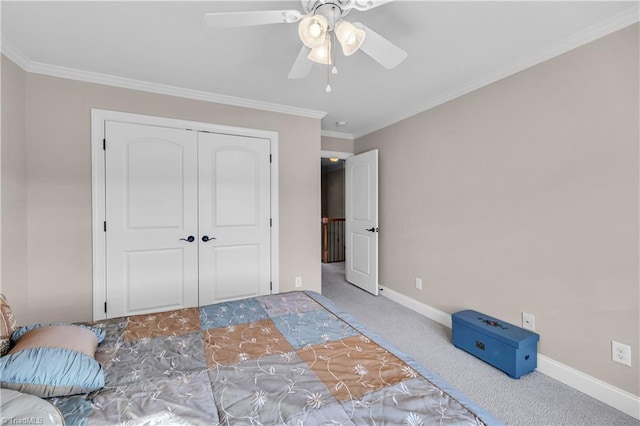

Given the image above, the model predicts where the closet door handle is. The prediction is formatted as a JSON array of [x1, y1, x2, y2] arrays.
[[366, 227, 375, 232], [179, 236, 195, 243], [202, 235, 216, 242]]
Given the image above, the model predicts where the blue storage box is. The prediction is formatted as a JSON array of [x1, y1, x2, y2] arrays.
[[452, 310, 540, 379]]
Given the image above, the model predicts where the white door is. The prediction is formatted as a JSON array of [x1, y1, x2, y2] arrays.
[[105, 122, 199, 317], [198, 133, 271, 305], [345, 149, 379, 295]]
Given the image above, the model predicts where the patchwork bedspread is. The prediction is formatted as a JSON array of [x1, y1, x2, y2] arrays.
[[51, 291, 501, 425]]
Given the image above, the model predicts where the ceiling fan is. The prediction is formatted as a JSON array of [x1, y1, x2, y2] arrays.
[[204, 0, 407, 90]]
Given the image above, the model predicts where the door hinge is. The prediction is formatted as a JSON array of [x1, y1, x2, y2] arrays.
[[103, 138, 106, 150], [270, 281, 273, 291], [269, 154, 272, 163], [103, 221, 107, 232], [270, 218, 272, 227], [104, 302, 107, 313]]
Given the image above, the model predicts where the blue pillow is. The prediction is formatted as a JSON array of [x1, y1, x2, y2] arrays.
[[0, 323, 105, 398]]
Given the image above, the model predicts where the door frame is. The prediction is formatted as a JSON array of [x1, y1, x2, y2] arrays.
[[320, 150, 353, 161], [91, 109, 280, 321]]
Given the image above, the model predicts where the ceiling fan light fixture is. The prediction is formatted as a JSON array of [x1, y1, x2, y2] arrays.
[[335, 20, 366, 56], [298, 15, 328, 48], [308, 35, 332, 65]]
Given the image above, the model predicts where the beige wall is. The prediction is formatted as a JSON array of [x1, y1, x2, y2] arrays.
[[21, 72, 321, 324], [355, 24, 640, 395], [1, 56, 28, 324], [321, 136, 354, 153]]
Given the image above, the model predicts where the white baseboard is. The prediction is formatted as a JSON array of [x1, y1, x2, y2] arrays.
[[536, 355, 640, 420], [379, 285, 453, 329], [378, 285, 640, 420]]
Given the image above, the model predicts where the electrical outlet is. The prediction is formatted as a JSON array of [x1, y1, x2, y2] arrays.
[[612, 341, 632, 366], [415, 277, 422, 290], [522, 312, 535, 331], [295, 276, 302, 288]]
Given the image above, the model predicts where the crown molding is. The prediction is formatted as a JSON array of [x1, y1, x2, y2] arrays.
[[353, 5, 640, 139], [27, 61, 327, 119], [1, 37, 31, 70], [321, 130, 354, 140], [1, 38, 326, 121]]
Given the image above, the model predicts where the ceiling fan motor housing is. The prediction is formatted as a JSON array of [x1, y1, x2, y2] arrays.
[[303, 0, 352, 29]]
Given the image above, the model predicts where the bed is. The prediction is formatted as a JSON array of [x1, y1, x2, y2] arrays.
[[9, 291, 502, 425]]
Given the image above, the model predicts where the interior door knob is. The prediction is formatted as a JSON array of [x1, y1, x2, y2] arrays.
[[366, 227, 375, 232], [179, 236, 195, 242], [202, 235, 216, 242]]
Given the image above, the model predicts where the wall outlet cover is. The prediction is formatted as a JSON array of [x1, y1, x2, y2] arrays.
[[612, 341, 632, 366], [522, 312, 535, 331]]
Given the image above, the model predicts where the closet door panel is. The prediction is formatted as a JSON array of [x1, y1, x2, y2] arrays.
[[126, 249, 185, 311], [126, 141, 185, 228], [105, 122, 199, 318], [214, 149, 258, 226], [204, 245, 260, 301], [198, 133, 271, 305]]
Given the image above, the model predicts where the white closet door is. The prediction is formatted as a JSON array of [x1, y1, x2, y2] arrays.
[[105, 122, 199, 317], [198, 133, 271, 305]]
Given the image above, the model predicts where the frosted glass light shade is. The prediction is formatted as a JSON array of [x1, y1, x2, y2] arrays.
[[335, 20, 366, 56], [298, 15, 328, 48], [308, 35, 332, 64]]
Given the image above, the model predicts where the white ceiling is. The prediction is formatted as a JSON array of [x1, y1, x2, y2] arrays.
[[2, 1, 638, 138]]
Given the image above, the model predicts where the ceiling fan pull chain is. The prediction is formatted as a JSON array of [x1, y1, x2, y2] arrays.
[[325, 7, 332, 94], [325, 52, 331, 93], [326, 5, 339, 93], [332, 6, 338, 76]]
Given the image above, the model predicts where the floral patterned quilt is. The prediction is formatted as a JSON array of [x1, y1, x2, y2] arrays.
[[50, 291, 501, 425]]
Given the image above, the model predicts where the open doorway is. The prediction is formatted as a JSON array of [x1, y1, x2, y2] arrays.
[[320, 150, 351, 295], [321, 149, 379, 296], [321, 156, 346, 263]]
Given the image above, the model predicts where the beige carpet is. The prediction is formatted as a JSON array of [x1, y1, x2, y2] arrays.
[[321, 261, 639, 426]]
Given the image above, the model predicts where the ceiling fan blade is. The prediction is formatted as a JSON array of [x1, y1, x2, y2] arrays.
[[288, 46, 313, 79], [346, 0, 394, 12], [353, 22, 407, 69], [204, 10, 303, 29]]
